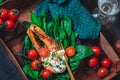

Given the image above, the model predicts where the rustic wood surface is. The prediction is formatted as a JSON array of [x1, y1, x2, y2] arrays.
[[0, 0, 120, 80]]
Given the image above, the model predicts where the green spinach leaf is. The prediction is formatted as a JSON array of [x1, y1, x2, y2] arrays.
[[63, 16, 72, 37], [58, 29, 66, 42], [23, 21, 32, 28], [23, 64, 40, 80], [30, 11, 41, 27], [70, 32, 78, 48], [53, 14, 60, 39], [24, 35, 31, 52], [40, 12, 47, 33], [77, 45, 94, 59], [63, 39, 69, 49]]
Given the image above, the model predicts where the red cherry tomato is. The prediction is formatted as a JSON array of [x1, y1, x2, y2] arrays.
[[65, 46, 76, 57], [101, 58, 113, 68], [42, 69, 52, 79], [0, 8, 9, 20], [27, 49, 39, 60], [0, 18, 4, 25], [8, 9, 20, 21], [39, 47, 50, 57], [88, 56, 99, 67], [97, 67, 109, 78], [4, 19, 15, 30], [31, 60, 42, 70], [91, 45, 101, 57]]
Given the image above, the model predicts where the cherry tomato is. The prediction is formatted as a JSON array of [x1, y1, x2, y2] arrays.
[[91, 45, 101, 57], [101, 58, 113, 68], [0, 18, 4, 25], [97, 67, 109, 78], [8, 9, 20, 21], [39, 47, 50, 57], [0, 8, 9, 20], [88, 56, 99, 67], [31, 60, 42, 70], [27, 49, 39, 60], [42, 69, 52, 79], [4, 19, 15, 30], [65, 46, 76, 57]]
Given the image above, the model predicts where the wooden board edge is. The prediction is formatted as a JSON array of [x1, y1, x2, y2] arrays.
[[100, 32, 120, 80], [0, 38, 28, 80], [100, 32, 119, 62]]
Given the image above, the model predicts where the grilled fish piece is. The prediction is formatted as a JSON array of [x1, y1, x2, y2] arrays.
[[27, 29, 42, 51], [30, 24, 56, 52]]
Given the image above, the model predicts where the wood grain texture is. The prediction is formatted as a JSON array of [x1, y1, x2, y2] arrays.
[[100, 33, 120, 80]]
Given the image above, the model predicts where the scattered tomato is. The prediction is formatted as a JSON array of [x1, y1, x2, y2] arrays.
[[39, 47, 50, 57], [97, 67, 109, 78], [27, 49, 39, 60], [42, 69, 52, 79], [88, 56, 99, 67], [8, 9, 20, 21], [4, 19, 15, 30], [31, 60, 42, 70], [0, 8, 9, 20], [91, 45, 101, 57], [65, 46, 76, 57], [101, 58, 112, 68]]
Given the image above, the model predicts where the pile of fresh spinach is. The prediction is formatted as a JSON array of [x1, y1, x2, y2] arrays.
[[22, 11, 93, 80]]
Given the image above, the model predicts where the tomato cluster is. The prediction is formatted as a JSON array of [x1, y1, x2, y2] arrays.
[[27, 48, 53, 79], [87, 45, 113, 78], [0, 8, 20, 30]]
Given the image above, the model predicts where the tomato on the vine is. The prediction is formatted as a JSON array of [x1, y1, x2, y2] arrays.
[[39, 47, 50, 57], [31, 60, 42, 70], [65, 46, 76, 57], [27, 49, 39, 60], [88, 56, 99, 67], [42, 69, 52, 79], [101, 58, 113, 68], [8, 9, 20, 21], [4, 19, 15, 30], [97, 67, 109, 78], [91, 45, 101, 57], [0, 8, 9, 20]]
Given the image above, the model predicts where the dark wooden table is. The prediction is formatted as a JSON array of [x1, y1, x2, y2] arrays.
[[0, 0, 120, 80]]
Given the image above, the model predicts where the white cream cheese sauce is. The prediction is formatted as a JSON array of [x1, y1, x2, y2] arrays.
[[41, 52, 66, 73]]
